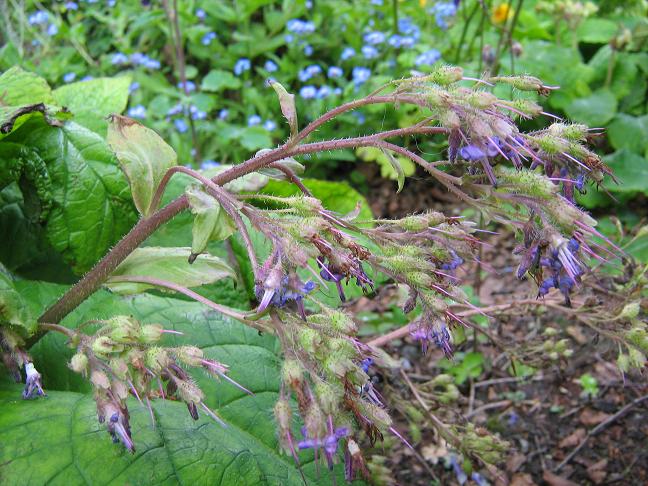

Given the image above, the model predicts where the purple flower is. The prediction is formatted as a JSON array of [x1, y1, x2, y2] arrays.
[[298, 426, 349, 455], [22, 363, 46, 399], [46, 23, 58, 36], [234, 58, 251, 76], [459, 144, 486, 161], [361, 358, 373, 373], [299, 85, 317, 99], [410, 321, 453, 357]]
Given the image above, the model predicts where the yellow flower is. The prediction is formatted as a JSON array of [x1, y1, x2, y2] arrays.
[[420, 0, 427, 7], [492, 3, 513, 24]]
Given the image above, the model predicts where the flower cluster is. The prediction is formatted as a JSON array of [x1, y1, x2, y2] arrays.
[[65, 316, 246, 451]]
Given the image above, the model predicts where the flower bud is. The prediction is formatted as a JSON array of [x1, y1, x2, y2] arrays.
[[90, 370, 110, 389], [407, 272, 435, 288], [274, 397, 292, 431], [619, 302, 640, 320], [107, 316, 140, 344], [177, 379, 205, 404], [617, 353, 630, 373], [628, 347, 646, 368], [429, 65, 464, 85], [490, 75, 547, 92], [111, 379, 129, 400], [145, 347, 171, 372], [329, 310, 358, 335], [494, 167, 558, 199], [175, 346, 204, 367], [92, 336, 122, 357], [69, 353, 89, 374], [110, 358, 129, 380], [140, 324, 164, 344], [315, 381, 343, 414], [298, 328, 321, 354], [509, 99, 543, 118], [304, 404, 326, 438], [548, 123, 588, 142], [281, 359, 303, 384], [465, 90, 498, 110]]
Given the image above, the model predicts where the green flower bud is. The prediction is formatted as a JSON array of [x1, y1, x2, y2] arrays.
[[281, 359, 303, 384], [509, 99, 544, 118], [145, 347, 171, 373], [358, 401, 392, 429], [328, 310, 357, 335], [298, 328, 321, 354], [315, 381, 343, 414], [107, 315, 140, 344], [92, 336, 122, 357], [110, 358, 129, 380], [304, 404, 326, 438], [175, 346, 204, 367], [548, 351, 559, 361], [530, 134, 570, 155], [543, 327, 558, 337], [429, 65, 464, 85], [177, 379, 204, 404], [555, 339, 569, 353], [548, 123, 588, 142], [494, 166, 558, 199], [490, 75, 546, 92], [617, 353, 630, 373], [407, 272, 434, 288], [619, 302, 640, 320], [69, 353, 89, 374], [628, 347, 646, 368], [140, 324, 164, 344], [465, 90, 498, 109]]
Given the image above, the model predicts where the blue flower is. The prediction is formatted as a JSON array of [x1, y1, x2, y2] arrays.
[[174, 119, 188, 133], [196, 8, 206, 20], [28, 10, 48, 25], [305, 0, 313, 8], [189, 105, 207, 120], [129, 81, 140, 93], [353, 111, 366, 124], [80, 75, 93, 82], [46, 23, 58, 36], [263, 119, 277, 131], [247, 114, 262, 126], [352, 66, 371, 85], [333, 87, 342, 95], [303, 44, 313, 56], [65, 2, 79, 10], [127, 104, 147, 119], [111, 52, 129, 65], [414, 49, 441, 66], [299, 85, 317, 99], [201, 32, 216, 46], [430, 2, 458, 30], [398, 17, 420, 37], [218, 109, 229, 120], [340, 47, 356, 61], [284, 34, 295, 43], [234, 58, 251, 76], [201, 160, 220, 170], [264, 60, 278, 72], [371, 0, 384, 5], [316, 85, 332, 99], [286, 19, 315, 35], [167, 103, 184, 117], [361, 45, 379, 59], [130, 53, 161, 70], [177, 80, 196, 93], [363, 31, 386, 45], [298, 64, 322, 82], [327, 66, 343, 78], [63, 72, 76, 83]]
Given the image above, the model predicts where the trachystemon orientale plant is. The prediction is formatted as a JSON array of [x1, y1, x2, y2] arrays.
[[1, 65, 646, 484]]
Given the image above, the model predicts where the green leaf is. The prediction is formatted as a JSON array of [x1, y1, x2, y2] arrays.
[[239, 126, 273, 151], [356, 146, 415, 187], [3, 120, 138, 275], [106, 247, 236, 294], [0, 104, 63, 140], [53, 76, 132, 133], [565, 89, 617, 126], [200, 69, 242, 92], [607, 114, 648, 154], [4, 283, 349, 484], [268, 80, 298, 138], [186, 185, 237, 256], [0, 270, 35, 336], [577, 18, 618, 44], [107, 114, 177, 216], [0, 67, 56, 105], [603, 150, 648, 195]]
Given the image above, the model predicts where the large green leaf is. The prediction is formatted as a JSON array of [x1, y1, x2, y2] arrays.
[[200, 69, 242, 93], [106, 247, 236, 294], [0, 66, 56, 105], [603, 150, 648, 195], [565, 89, 618, 127], [107, 115, 177, 216], [2, 282, 351, 485], [607, 114, 648, 154], [53, 76, 132, 134], [3, 119, 138, 274]]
